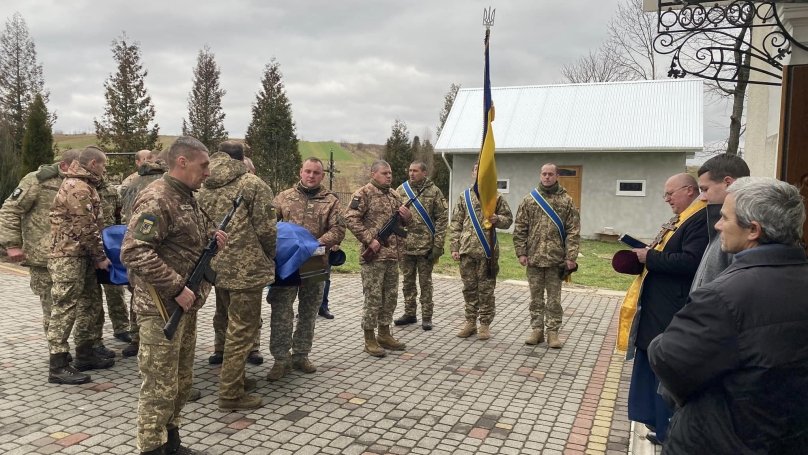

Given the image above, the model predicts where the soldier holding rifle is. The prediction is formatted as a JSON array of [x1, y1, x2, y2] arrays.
[[121, 137, 227, 455], [345, 160, 412, 357]]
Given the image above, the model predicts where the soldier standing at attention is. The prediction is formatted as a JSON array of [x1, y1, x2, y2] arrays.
[[197, 141, 276, 411], [393, 161, 448, 331], [513, 163, 580, 349], [119, 155, 167, 358], [121, 137, 227, 455], [345, 160, 412, 357], [450, 162, 513, 341], [47, 146, 114, 383], [0, 149, 79, 364], [266, 157, 345, 380]]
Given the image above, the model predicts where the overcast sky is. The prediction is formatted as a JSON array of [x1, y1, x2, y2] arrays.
[[3, 0, 731, 146]]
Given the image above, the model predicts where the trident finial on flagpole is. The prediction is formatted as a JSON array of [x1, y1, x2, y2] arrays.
[[483, 7, 495, 29]]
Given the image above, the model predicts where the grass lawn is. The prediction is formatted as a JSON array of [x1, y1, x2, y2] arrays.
[[331, 234, 634, 292], [298, 141, 353, 162]]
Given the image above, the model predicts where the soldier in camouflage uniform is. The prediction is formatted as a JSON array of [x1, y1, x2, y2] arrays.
[[266, 157, 345, 380], [513, 164, 580, 349], [121, 137, 226, 455], [48, 146, 115, 384], [345, 160, 412, 357], [393, 161, 448, 331], [450, 163, 513, 341], [119, 149, 156, 198], [119, 158, 167, 358], [95, 178, 131, 348], [197, 141, 276, 411], [0, 150, 79, 357]]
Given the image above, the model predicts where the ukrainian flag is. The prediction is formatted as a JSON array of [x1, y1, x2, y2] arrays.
[[476, 27, 497, 229]]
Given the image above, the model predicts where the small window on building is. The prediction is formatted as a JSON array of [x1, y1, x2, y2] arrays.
[[616, 180, 646, 197], [497, 179, 510, 193], [558, 168, 577, 177]]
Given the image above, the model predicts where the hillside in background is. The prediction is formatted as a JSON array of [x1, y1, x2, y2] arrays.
[[53, 134, 382, 192]]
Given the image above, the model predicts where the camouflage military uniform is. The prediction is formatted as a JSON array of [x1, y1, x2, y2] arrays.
[[268, 182, 345, 363], [47, 161, 107, 355], [197, 152, 277, 401], [345, 181, 404, 330], [121, 175, 214, 453], [449, 190, 513, 325], [396, 178, 448, 321], [96, 180, 129, 339], [119, 160, 166, 345], [0, 163, 65, 336], [513, 183, 580, 332]]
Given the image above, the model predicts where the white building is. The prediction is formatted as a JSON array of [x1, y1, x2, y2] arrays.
[[435, 79, 704, 240]]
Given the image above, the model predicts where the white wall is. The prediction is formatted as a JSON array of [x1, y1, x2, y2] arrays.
[[449, 151, 689, 241]]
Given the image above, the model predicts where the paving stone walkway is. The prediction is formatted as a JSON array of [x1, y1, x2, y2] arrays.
[[0, 264, 636, 455]]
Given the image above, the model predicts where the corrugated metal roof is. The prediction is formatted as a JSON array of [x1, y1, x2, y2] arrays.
[[435, 78, 703, 153]]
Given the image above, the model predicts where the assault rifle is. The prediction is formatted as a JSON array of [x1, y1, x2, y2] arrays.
[[163, 194, 243, 340], [360, 184, 427, 262]]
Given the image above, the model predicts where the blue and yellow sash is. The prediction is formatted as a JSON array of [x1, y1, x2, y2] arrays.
[[464, 188, 496, 258], [403, 181, 435, 235], [530, 188, 566, 249]]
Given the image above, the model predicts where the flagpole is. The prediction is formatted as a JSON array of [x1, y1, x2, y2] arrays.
[[482, 7, 496, 277]]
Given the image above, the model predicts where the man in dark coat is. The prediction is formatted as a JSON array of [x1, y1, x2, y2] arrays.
[[649, 177, 808, 454], [624, 173, 708, 444]]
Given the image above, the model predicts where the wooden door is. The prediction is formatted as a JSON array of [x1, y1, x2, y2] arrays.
[[778, 64, 808, 251], [558, 165, 582, 210]]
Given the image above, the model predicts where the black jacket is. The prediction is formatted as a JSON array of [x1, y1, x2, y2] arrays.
[[635, 205, 708, 349], [648, 244, 808, 454]]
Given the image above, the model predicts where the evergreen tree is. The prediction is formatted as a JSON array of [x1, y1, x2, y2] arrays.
[[182, 46, 227, 152], [384, 119, 412, 188], [433, 83, 460, 196], [20, 93, 52, 174], [94, 32, 160, 165], [245, 59, 301, 194], [0, 12, 48, 155], [0, 118, 18, 200]]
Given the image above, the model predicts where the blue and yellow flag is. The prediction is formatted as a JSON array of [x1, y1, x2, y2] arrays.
[[475, 28, 497, 229]]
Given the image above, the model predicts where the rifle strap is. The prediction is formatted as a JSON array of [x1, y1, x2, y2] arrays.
[[145, 283, 170, 324], [403, 181, 435, 236], [464, 188, 495, 259]]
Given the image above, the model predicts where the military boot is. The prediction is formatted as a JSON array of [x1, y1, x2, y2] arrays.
[[74, 343, 115, 371], [456, 321, 477, 338], [246, 350, 264, 365], [547, 331, 563, 349], [525, 329, 544, 345], [363, 329, 386, 357], [48, 353, 91, 385], [266, 358, 290, 381], [122, 341, 139, 357], [218, 393, 264, 411], [140, 444, 166, 455], [393, 314, 417, 326], [187, 388, 201, 402], [421, 319, 433, 331], [376, 325, 406, 351], [93, 344, 116, 359], [477, 324, 491, 340], [244, 377, 257, 392], [208, 351, 223, 365], [166, 426, 210, 454], [292, 355, 317, 373]]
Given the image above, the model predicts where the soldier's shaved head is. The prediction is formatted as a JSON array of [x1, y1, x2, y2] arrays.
[[166, 137, 209, 170], [218, 140, 245, 161], [134, 149, 151, 166], [59, 149, 80, 165], [78, 146, 106, 166]]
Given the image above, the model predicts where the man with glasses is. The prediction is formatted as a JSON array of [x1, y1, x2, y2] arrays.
[[619, 173, 708, 445]]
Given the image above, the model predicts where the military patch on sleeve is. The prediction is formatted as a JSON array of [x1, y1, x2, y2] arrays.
[[10, 187, 22, 200], [133, 213, 159, 241], [349, 196, 361, 210]]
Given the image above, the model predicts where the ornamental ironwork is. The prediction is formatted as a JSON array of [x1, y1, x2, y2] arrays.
[[654, 1, 808, 87]]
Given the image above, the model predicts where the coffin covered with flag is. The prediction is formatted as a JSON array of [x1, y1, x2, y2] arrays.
[[98, 221, 334, 288]]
